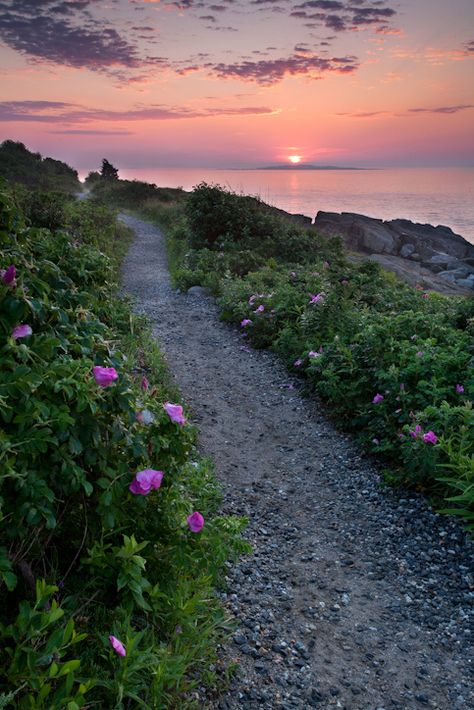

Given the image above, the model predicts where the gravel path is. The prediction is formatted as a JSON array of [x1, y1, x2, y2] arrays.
[[120, 214, 473, 710]]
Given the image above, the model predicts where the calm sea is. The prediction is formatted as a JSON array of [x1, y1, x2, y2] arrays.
[[117, 167, 474, 245]]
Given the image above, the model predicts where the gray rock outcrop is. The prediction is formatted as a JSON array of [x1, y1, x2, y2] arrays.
[[313, 211, 474, 291]]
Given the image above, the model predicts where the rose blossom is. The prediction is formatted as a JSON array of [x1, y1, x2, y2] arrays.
[[129, 469, 164, 495], [164, 401, 186, 426], [187, 511, 205, 533], [12, 324, 32, 340]]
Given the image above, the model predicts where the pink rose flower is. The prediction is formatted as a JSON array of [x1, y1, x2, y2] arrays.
[[309, 293, 322, 304], [129, 469, 164, 495], [141, 376, 149, 391], [12, 324, 32, 340], [372, 393, 384, 404], [109, 635, 126, 657], [255, 305, 265, 313], [93, 366, 118, 387], [163, 401, 186, 426], [1, 264, 16, 286], [409, 424, 423, 438], [308, 351, 320, 358], [456, 384, 464, 394], [294, 358, 303, 367], [423, 431, 438, 445], [187, 511, 205, 533], [241, 319, 252, 327]]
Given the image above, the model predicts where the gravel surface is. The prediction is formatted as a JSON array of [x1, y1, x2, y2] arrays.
[[120, 214, 474, 710]]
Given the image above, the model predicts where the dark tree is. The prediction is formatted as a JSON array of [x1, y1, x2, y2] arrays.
[[100, 159, 119, 181]]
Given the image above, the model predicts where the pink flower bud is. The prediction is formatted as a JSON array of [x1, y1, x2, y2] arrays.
[[2, 264, 16, 286], [109, 635, 126, 657]]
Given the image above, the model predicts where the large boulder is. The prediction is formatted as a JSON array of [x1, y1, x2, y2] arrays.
[[313, 212, 399, 254], [388, 219, 473, 260]]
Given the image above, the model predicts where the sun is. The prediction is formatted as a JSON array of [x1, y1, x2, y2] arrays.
[[288, 155, 302, 164]]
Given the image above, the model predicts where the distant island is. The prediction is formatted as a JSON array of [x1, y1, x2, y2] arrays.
[[255, 164, 368, 171]]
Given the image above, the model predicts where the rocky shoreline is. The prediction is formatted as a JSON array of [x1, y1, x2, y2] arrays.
[[311, 212, 474, 293]]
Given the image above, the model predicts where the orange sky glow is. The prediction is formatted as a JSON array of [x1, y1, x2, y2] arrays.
[[0, 0, 473, 169]]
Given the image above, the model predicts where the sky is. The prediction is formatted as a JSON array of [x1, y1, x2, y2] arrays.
[[0, 0, 473, 170]]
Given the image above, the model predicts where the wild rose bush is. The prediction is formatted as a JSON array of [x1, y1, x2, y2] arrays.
[[164, 185, 473, 527], [0, 187, 249, 708]]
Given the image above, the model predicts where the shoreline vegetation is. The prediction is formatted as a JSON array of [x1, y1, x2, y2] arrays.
[[0, 140, 473, 706], [0, 142, 249, 707]]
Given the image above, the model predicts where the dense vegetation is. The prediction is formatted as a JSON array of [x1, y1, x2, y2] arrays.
[[106, 181, 473, 530], [85, 171, 184, 212], [0, 141, 80, 194], [0, 182, 248, 708]]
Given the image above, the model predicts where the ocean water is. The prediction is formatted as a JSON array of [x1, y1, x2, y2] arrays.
[[118, 167, 474, 245]]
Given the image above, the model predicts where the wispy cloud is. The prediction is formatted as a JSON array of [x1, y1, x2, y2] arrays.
[[336, 104, 474, 119], [50, 129, 135, 135], [336, 110, 390, 118], [0, 99, 278, 123], [407, 104, 474, 115]]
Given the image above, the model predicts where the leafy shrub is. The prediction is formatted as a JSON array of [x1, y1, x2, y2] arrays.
[[0, 187, 249, 707], [185, 182, 279, 249], [0, 141, 79, 194], [90, 178, 185, 211]]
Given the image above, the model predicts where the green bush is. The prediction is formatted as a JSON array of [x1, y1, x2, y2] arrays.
[[0, 141, 79, 194], [0, 187, 249, 707]]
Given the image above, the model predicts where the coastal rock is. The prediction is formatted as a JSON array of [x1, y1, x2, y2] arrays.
[[313, 212, 399, 254], [438, 271, 458, 283], [389, 219, 472, 260], [313, 211, 474, 292], [456, 277, 474, 289], [400, 243, 415, 258]]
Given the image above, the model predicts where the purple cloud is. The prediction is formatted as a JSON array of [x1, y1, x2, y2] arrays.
[[212, 52, 358, 84], [0, 2, 144, 71]]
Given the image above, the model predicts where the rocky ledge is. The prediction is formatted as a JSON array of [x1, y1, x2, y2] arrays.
[[313, 211, 474, 292]]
